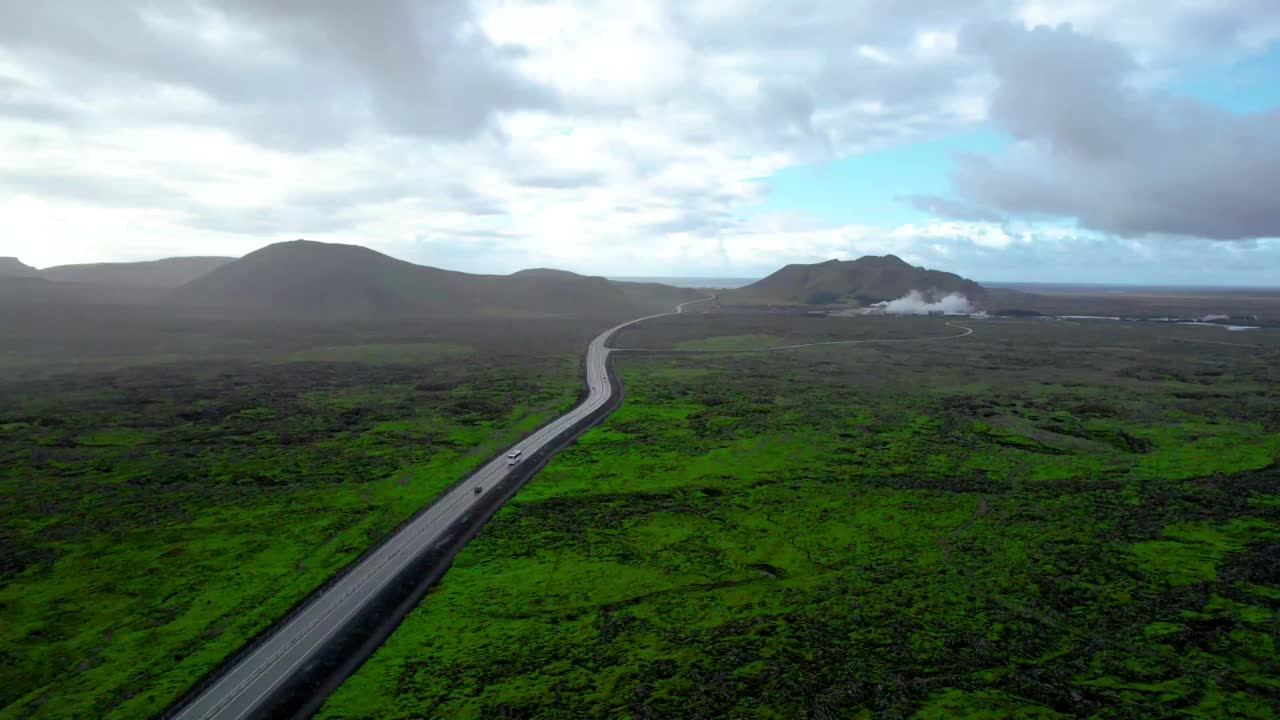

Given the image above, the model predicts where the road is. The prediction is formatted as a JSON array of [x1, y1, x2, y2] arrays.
[[169, 297, 711, 720]]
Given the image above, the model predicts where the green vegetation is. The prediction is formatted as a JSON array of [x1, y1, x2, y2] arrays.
[[321, 318, 1280, 719], [805, 289, 842, 305], [674, 334, 788, 351], [0, 342, 580, 719], [282, 342, 471, 364]]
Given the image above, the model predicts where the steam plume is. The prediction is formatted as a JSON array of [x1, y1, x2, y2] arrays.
[[875, 290, 974, 315]]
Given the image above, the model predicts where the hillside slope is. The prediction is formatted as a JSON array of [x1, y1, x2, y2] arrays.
[[42, 257, 233, 287], [723, 255, 987, 306], [511, 270, 703, 314], [173, 240, 638, 319], [0, 257, 40, 278], [613, 280, 703, 315]]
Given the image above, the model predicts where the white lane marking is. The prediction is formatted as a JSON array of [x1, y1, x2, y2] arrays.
[[209, 391, 614, 720], [204, 374, 623, 714], [193, 370, 612, 714], [183, 303, 670, 720], [199, 461, 511, 719], [222, 422, 569, 719], [232, 295, 962, 712]]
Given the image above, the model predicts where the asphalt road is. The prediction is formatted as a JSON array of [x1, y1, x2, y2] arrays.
[[170, 297, 710, 720]]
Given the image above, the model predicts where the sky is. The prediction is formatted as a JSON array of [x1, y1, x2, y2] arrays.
[[2, 1, 1279, 284]]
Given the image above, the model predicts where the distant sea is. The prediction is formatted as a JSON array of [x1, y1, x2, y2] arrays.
[[613, 278, 1280, 293], [609, 276, 759, 289], [983, 281, 1280, 294]]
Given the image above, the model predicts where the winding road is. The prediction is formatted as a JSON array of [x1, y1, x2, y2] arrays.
[[168, 297, 711, 720], [168, 298, 973, 720]]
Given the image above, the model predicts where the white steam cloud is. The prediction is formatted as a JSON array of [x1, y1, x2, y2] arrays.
[[875, 290, 974, 315]]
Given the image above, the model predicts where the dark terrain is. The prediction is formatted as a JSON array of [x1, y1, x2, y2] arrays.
[[0, 239, 702, 718], [720, 255, 987, 307], [0, 307, 630, 718], [0, 258, 41, 278], [322, 313, 1280, 719], [173, 240, 690, 319], [3, 253, 1278, 719], [987, 285, 1280, 325], [40, 257, 235, 288]]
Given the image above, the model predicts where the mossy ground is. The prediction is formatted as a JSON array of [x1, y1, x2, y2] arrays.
[[0, 344, 580, 719], [320, 318, 1280, 719]]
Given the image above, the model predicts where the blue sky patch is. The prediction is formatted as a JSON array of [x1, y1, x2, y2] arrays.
[[744, 128, 1007, 227], [744, 41, 1279, 234], [1172, 41, 1280, 113]]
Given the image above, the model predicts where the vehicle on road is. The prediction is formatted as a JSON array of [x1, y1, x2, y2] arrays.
[[164, 299, 698, 720]]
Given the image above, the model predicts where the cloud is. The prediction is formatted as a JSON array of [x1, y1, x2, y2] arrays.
[[1013, 0, 1280, 63], [0, 0, 551, 147], [514, 168, 605, 189], [901, 194, 1006, 222], [929, 21, 1280, 240], [3, 0, 1280, 279]]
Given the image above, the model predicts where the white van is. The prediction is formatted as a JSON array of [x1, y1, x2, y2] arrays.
[[507, 450, 523, 465]]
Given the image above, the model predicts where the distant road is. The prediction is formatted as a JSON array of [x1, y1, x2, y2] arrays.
[[168, 297, 712, 720]]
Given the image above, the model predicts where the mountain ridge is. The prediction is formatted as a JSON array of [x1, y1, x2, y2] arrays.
[[42, 257, 236, 287], [722, 255, 987, 306], [172, 239, 667, 319], [0, 257, 41, 278]]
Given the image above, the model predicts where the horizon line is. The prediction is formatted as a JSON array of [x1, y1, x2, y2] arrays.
[[608, 275, 1280, 289]]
